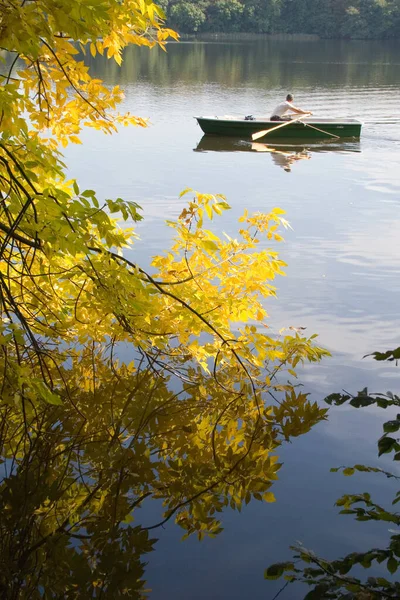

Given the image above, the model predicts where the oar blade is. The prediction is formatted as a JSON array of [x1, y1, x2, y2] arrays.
[[252, 129, 269, 141]]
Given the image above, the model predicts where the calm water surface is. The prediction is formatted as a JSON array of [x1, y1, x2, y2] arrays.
[[66, 38, 400, 599]]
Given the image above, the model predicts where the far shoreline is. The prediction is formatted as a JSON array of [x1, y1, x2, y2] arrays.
[[176, 32, 400, 43], [180, 33, 320, 41]]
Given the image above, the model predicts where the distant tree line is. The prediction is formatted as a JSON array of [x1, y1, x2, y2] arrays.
[[157, 0, 400, 38]]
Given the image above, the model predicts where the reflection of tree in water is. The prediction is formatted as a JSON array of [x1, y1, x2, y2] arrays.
[[85, 40, 400, 90], [251, 143, 311, 172], [1, 341, 328, 597]]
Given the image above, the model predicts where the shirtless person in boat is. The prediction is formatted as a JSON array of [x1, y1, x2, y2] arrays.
[[270, 94, 312, 121]]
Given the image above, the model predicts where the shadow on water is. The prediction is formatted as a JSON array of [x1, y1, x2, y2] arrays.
[[194, 135, 361, 172]]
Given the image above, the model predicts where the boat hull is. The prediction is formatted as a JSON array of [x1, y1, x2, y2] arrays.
[[195, 116, 362, 139]]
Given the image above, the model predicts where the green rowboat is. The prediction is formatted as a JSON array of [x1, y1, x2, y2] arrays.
[[195, 116, 362, 139]]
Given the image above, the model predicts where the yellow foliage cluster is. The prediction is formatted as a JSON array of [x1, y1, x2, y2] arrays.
[[0, 1, 329, 596], [0, 0, 178, 145]]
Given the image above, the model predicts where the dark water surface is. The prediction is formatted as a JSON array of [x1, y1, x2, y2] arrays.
[[65, 38, 400, 599]]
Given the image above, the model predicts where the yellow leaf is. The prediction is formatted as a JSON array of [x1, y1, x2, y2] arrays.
[[179, 187, 193, 198], [96, 41, 104, 55], [263, 492, 276, 503], [69, 135, 82, 145], [205, 203, 213, 220]]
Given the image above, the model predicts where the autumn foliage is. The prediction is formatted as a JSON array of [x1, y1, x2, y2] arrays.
[[0, 0, 328, 596]]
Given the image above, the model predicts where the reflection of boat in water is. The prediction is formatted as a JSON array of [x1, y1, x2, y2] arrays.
[[194, 135, 361, 172], [249, 142, 311, 172]]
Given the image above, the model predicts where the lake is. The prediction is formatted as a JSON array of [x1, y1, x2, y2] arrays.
[[65, 37, 400, 599]]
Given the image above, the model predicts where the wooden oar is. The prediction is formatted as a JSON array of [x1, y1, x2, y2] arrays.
[[302, 122, 340, 139], [252, 114, 307, 141]]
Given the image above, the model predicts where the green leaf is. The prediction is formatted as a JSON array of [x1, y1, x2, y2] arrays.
[[378, 436, 398, 456], [324, 393, 350, 406], [34, 382, 63, 406], [377, 398, 390, 408], [264, 562, 294, 580], [387, 557, 398, 574], [367, 347, 400, 362], [81, 189, 96, 198], [361, 555, 373, 568], [343, 467, 355, 476], [304, 584, 331, 599], [350, 396, 376, 408], [384, 420, 400, 434]]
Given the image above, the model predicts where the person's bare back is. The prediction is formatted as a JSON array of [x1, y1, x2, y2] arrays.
[[270, 93, 312, 121]]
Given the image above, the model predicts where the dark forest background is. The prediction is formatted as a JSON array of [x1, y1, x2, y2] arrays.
[[158, 0, 400, 38]]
